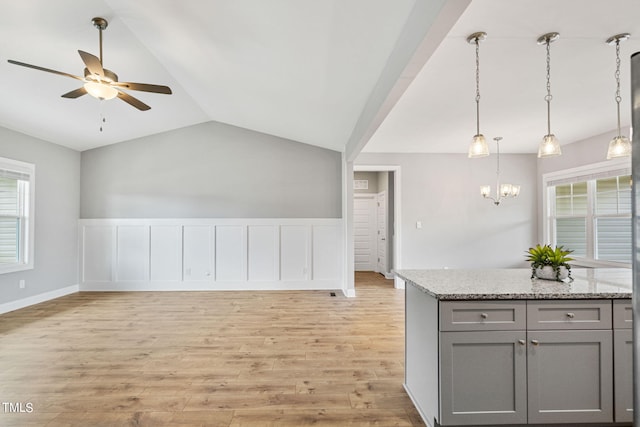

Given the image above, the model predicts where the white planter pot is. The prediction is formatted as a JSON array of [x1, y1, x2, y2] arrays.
[[534, 265, 569, 281]]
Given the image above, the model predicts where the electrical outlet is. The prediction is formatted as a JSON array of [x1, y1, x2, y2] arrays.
[[19, 279, 25, 289]]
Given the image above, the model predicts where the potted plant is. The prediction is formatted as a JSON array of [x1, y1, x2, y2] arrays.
[[525, 244, 573, 281]]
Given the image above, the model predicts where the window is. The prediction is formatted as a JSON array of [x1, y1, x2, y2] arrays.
[[0, 157, 35, 274], [545, 159, 631, 267]]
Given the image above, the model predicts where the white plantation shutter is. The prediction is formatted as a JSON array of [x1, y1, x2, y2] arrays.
[[553, 182, 588, 257], [0, 177, 19, 263], [556, 217, 587, 257], [596, 218, 631, 262], [594, 175, 631, 262]]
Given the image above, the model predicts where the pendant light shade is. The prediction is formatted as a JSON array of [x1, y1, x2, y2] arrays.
[[469, 134, 489, 157], [537, 32, 561, 158], [467, 32, 489, 158], [606, 33, 631, 159], [538, 134, 561, 157], [607, 135, 632, 159]]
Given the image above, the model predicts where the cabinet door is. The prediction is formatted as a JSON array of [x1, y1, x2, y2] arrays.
[[614, 329, 633, 422], [440, 331, 527, 425], [527, 330, 613, 424]]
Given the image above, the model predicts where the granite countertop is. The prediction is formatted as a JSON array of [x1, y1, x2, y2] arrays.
[[395, 268, 632, 300]]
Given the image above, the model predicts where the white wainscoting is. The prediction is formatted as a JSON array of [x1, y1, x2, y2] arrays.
[[79, 219, 344, 292]]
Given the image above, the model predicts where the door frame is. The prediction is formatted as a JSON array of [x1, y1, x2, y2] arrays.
[[376, 190, 387, 275], [353, 165, 402, 287]]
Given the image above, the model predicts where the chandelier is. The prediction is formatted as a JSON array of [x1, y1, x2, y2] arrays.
[[480, 137, 520, 205]]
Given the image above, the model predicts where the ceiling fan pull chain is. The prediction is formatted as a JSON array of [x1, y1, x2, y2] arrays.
[[99, 99, 106, 132]]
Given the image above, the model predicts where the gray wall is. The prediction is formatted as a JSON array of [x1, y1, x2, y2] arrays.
[[81, 121, 342, 218], [356, 153, 537, 269], [0, 127, 80, 305]]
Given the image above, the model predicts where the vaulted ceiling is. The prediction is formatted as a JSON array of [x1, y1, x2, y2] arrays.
[[1, 1, 639, 155]]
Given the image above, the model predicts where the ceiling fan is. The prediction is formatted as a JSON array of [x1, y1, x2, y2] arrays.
[[7, 17, 172, 111]]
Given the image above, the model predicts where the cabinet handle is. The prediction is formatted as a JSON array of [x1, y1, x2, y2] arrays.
[[531, 339, 540, 346], [518, 339, 526, 346], [566, 312, 575, 318], [480, 313, 488, 319]]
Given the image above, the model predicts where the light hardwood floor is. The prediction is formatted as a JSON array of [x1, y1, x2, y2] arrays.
[[0, 272, 424, 426]]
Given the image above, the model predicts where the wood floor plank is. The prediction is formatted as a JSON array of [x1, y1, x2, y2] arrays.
[[0, 271, 424, 426]]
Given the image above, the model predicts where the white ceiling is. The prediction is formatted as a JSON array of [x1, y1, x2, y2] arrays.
[[1, 1, 640, 154], [364, 0, 640, 154]]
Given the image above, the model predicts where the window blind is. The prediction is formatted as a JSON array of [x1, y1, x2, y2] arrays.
[[546, 167, 630, 187], [0, 178, 19, 263], [0, 168, 30, 182]]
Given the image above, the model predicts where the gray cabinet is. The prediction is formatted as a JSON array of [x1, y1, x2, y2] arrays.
[[439, 330, 527, 425], [438, 300, 617, 426], [527, 329, 613, 423], [527, 301, 613, 424], [614, 300, 633, 422]]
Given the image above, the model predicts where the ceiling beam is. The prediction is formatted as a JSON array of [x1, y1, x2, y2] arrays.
[[344, 0, 471, 162]]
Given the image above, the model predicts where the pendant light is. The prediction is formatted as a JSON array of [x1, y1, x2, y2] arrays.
[[606, 33, 632, 159], [480, 137, 520, 205], [467, 32, 489, 158], [537, 32, 561, 158]]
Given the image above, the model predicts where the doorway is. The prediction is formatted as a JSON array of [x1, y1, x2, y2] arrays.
[[352, 167, 399, 282]]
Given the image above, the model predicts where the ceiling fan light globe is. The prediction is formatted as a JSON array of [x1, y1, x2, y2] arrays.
[[468, 134, 489, 158], [606, 135, 632, 159], [538, 134, 561, 158], [83, 81, 118, 100]]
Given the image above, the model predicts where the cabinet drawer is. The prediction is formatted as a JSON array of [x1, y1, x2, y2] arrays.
[[613, 299, 632, 329], [439, 301, 526, 331], [527, 300, 612, 330]]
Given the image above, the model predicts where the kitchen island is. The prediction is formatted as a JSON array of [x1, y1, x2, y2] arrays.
[[396, 268, 632, 427]]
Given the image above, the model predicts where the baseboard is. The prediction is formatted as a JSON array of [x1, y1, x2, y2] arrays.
[[0, 284, 79, 315], [342, 288, 356, 298], [80, 280, 342, 292]]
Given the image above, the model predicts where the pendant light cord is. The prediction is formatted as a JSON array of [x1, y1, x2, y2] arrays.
[[475, 38, 481, 135], [545, 39, 552, 136], [615, 39, 622, 136]]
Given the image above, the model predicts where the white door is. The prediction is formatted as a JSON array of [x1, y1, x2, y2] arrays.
[[354, 196, 377, 271], [377, 191, 387, 274]]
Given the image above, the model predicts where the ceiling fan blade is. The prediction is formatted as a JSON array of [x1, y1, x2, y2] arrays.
[[7, 59, 84, 81], [116, 90, 151, 111], [78, 50, 104, 77], [61, 87, 87, 99], [113, 81, 172, 94]]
